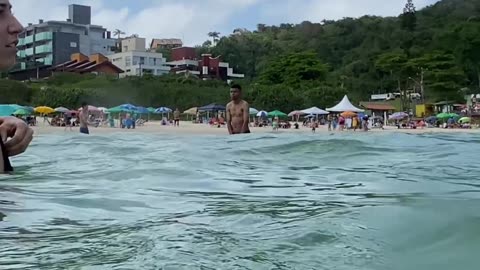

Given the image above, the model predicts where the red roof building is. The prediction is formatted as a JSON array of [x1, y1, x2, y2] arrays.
[[166, 47, 244, 82], [50, 53, 124, 76]]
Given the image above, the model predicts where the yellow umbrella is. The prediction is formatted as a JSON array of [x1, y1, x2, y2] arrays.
[[341, 111, 357, 118], [35, 106, 55, 114]]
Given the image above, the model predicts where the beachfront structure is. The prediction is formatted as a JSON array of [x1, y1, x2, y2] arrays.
[[166, 47, 244, 82], [149, 38, 183, 52], [10, 4, 116, 81], [108, 37, 170, 77], [360, 102, 396, 120], [50, 53, 124, 77], [327, 95, 364, 112]]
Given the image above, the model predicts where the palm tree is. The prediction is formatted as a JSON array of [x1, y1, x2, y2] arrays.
[[113, 29, 126, 52], [207, 32, 221, 46]]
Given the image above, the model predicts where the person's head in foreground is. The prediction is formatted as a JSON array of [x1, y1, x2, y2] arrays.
[[0, 0, 23, 71], [230, 84, 242, 102], [81, 102, 88, 112]]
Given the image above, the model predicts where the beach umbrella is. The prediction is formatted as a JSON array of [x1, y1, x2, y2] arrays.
[[341, 111, 357, 118], [436, 112, 451, 119], [54, 107, 70, 113], [459, 117, 471, 123], [448, 113, 460, 119], [268, 110, 287, 118], [23, 106, 35, 112], [184, 107, 198, 115], [249, 108, 259, 115], [107, 106, 129, 113], [389, 112, 409, 120], [288, 110, 304, 117], [97, 107, 108, 113], [0, 104, 22, 116], [256, 111, 267, 117], [120, 104, 137, 111], [301, 107, 329, 115], [147, 107, 156, 113], [198, 104, 225, 112], [155, 107, 172, 114], [425, 116, 437, 123], [13, 108, 31, 116], [304, 114, 315, 118], [135, 106, 150, 114], [35, 106, 55, 114]]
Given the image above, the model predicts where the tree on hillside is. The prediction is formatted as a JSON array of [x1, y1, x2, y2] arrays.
[[401, 0, 417, 31]]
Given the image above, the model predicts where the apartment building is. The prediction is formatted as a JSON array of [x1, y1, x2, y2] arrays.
[[10, 4, 116, 80], [108, 37, 171, 77]]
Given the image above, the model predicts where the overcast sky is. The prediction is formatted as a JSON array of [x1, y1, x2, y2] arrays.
[[13, 0, 440, 46]]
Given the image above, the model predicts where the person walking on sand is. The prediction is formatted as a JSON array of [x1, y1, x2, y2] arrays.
[[226, 84, 250, 135], [174, 108, 180, 127]]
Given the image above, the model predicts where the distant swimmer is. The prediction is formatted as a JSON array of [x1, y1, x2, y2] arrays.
[[79, 102, 90, 135], [226, 84, 250, 135]]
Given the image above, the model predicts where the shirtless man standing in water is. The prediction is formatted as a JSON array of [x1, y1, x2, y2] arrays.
[[79, 102, 90, 134], [226, 84, 250, 135]]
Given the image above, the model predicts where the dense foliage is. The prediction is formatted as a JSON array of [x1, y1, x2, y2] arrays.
[[1, 0, 479, 112]]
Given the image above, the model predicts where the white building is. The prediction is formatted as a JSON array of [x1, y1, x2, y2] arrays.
[[108, 37, 170, 77]]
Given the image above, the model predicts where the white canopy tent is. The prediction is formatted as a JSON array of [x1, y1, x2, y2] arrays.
[[326, 95, 364, 112], [301, 107, 329, 115]]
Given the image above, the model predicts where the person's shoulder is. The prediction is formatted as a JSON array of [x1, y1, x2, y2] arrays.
[[241, 100, 249, 106], [226, 101, 233, 107]]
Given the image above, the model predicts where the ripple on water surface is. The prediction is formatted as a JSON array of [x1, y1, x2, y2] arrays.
[[1, 132, 480, 269]]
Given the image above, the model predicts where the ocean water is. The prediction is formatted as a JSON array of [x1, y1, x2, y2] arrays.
[[0, 132, 480, 270]]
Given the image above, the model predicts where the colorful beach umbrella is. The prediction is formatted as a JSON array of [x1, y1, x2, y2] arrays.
[[155, 107, 172, 114], [119, 104, 137, 111], [256, 111, 267, 117], [436, 112, 451, 119], [389, 112, 409, 120], [135, 106, 150, 114], [249, 108, 259, 115], [13, 108, 31, 116], [341, 111, 357, 118], [459, 117, 471, 123], [147, 107, 156, 113], [268, 110, 287, 118], [35, 106, 55, 114], [54, 107, 70, 113]]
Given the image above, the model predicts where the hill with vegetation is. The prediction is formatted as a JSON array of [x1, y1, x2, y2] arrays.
[[1, 0, 480, 112]]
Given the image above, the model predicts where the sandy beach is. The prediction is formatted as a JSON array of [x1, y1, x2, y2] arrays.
[[30, 121, 480, 136]]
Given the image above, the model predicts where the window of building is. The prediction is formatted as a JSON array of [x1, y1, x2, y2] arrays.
[[149, 58, 155, 66], [132, 56, 139, 66], [125, 56, 131, 67], [140, 57, 145, 65]]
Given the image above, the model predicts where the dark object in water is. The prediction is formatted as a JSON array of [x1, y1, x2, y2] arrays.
[[0, 139, 13, 172]]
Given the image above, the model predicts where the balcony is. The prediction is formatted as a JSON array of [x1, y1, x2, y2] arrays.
[[35, 43, 53, 54], [25, 48, 34, 56], [18, 38, 25, 47], [17, 50, 26, 58], [24, 35, 34, 44], [35, 32, 53, 42]]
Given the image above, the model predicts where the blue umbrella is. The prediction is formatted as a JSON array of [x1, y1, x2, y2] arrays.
[[119, 104, 137, 111], [0, 104, 24, 116], [135, 106, 150, 114], [155, 107, 172, 114], [199, 103, 226, 112]]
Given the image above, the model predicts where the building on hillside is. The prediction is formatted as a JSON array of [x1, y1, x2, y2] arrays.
[[149, 38, 183, 51], [50, 53, 124, 77], [9, 4, 116, 80], [108, 37, 170, 77], [166, 47, 244, 82], [359, 102, 396, 120]]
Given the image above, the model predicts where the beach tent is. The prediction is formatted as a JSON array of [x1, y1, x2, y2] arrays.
[[199, 103, 226, 112], [326, 95, 364, 112], [249, 108, 259, 115], [288, 110, 304, 117], [301, 107, 329, 115]]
